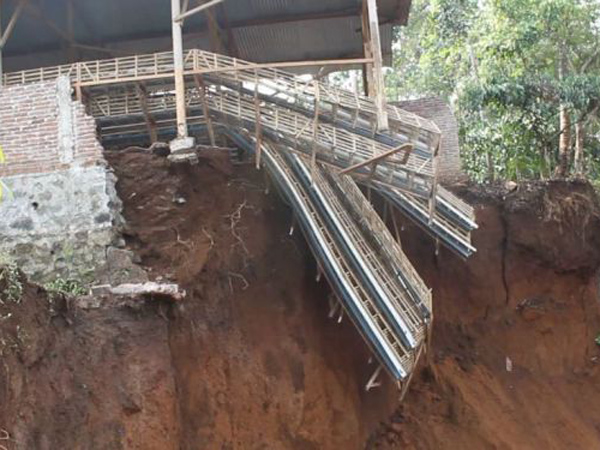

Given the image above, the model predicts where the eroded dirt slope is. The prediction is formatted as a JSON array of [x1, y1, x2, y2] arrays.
[[107, 149, 400, 449], [370, 181, 600, 449], [1, 150, 600, 450]]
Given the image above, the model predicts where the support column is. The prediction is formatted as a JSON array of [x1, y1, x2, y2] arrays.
[[363, 0, 389, 131], [361, 1, 374, 98], [170, 0, 195, 151]]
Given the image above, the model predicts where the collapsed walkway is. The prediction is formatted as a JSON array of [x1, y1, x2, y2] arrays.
[[4, 49, 477, 389]]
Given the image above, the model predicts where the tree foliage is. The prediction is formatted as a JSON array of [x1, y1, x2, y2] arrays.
[[388, 0, 600, 182]]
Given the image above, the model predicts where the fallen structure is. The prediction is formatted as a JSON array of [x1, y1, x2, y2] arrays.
[[0, 0, 476, 391], [0, 47, 477, 389]]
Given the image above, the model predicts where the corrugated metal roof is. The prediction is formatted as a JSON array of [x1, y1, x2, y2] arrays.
[[234, 16, 394, 63], [1, 0, 409, 71]]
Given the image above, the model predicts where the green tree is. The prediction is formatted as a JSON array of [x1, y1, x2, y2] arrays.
[[388, 0, 600, 182]]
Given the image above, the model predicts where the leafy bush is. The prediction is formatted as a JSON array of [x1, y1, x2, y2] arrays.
[[44, 278, 88, 297], [0, 264, 23, 304]]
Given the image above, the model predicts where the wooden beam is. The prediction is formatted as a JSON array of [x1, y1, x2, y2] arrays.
[[76, 57, 374, 87], [219, 3, 239, 57], [254, 83, 262, 168], [311, 81, 320, 177], [339, 143, 413, 175], [361, 0, 375, 98], [135, 83, 158, 143], [174, 0, 224, 23], [205, 8, 224, 53], [0, 0, 25, 49], [364, 0, 389, 131], [24, 3, 123, 56], [3, 7, 375, 58], [193, 74, 216, 146], [182, 0, 191, 15]]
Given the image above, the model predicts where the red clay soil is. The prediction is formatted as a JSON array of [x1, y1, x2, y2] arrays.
[[369, 181, 600, 449], [1, 150, 600, 450]]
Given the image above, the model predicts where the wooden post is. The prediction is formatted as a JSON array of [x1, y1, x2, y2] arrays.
[[136, 83, 158, 143], [428, 138, 441, 224], [254, 80, 263, 168], [193, 75, 216, 146], [311, 81, 320, 179], [361, 1, 374, 98], [219, 4, 239, 57], [363, 0, 389, 131], [206, 9, 224, 53], [339, 143, 413, 175], [171, 0, 189, 139]]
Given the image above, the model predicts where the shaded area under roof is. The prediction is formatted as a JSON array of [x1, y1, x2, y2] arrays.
[[1, 0, 411, 71]]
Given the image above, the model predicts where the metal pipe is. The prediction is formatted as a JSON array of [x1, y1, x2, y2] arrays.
[[291, 154, 418, 349], [227, 130, 408, 380]]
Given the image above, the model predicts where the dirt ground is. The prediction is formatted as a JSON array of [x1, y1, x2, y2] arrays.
[[1, 150, 600, 449]]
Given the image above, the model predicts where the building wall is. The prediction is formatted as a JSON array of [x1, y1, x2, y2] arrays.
[[0, 77, 122, 282], [394, 97, 466, 183]]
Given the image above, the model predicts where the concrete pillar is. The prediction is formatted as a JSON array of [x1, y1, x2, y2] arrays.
[[170, 0, 195, 151]]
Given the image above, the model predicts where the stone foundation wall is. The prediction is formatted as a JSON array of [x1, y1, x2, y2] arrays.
[[0, 77, 122, 282]]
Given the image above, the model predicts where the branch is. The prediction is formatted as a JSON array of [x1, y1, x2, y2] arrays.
[[581, 48, 600, 73]]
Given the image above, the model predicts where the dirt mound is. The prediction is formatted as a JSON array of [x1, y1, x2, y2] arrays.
[[1, 151, 600, 449], [0, 265, 179, 450]]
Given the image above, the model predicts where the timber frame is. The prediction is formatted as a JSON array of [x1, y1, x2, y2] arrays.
[[164, 0, 390, 141], [0, 0, 391, 138]]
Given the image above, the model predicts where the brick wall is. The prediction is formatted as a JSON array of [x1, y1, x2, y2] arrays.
[[0, 78, 103, 177], [393, 97, 466, 183], [0, 77, 123, 282]]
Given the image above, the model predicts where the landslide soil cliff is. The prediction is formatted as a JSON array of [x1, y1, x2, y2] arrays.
[[1, 150, 599, 449]]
